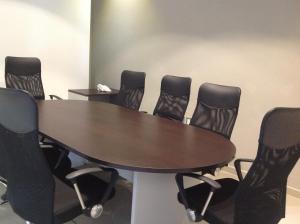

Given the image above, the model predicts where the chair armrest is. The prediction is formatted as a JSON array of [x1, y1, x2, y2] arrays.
[[181, 173, 221, 190], [234, 159, 254, 181], [66, 167, 104, 181], [65, 166, 119, 213], [39, 139, 69, 169], [176, 173, 221, 222], [49, 94, 62, 100]]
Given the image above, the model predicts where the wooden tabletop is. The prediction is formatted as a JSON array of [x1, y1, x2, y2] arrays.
[[37, 100, 236, 173], [68, 89, 119, 96]]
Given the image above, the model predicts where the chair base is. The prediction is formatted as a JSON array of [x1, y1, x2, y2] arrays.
[[0, 193, 8, 205], [0, 178, 7, 205]]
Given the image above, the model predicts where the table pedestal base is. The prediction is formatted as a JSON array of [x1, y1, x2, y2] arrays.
[[131, 172, 187, 224]]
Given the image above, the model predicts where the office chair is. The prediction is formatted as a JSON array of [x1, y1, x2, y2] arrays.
[[0, 88, 118, 224], [188, 83, 241, 175], [5, 56, 61, 100], [116, 70, 146, 110], [190, 83, 241, 139], [5, 56, 70, 175], [153, 75, 191, 122], [176, 108, 300, 224]]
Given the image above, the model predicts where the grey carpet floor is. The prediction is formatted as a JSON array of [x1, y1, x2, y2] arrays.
[[0, 177, 132, 224]]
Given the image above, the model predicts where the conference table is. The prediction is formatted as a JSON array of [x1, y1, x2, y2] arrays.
[[37, 100, 236, 224]]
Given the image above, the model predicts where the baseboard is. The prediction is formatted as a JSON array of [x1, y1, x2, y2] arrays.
[[223, 166, 300, 199]]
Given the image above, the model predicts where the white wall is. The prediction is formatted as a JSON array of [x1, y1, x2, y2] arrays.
[[91, 0, 300, 191], [0, 0, 91, 98]]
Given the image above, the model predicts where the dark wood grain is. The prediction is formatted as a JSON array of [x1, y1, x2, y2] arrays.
[[68, 89, 119, 97], [37, 100, 236, 173]]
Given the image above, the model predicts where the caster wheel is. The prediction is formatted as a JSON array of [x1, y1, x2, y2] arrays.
[[90, 204, 103, 219]]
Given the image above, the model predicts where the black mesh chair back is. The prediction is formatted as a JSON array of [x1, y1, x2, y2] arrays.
[[153, 75, 191, 121], [235, 108, 300, 223], [116, 70, 146, 110], [0, 88, 55, 224], [5, 56, 45, 100], [190, 83, 241, 139]]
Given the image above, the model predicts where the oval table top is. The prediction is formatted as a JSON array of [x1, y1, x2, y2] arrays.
[[37, 100, 236, 173]]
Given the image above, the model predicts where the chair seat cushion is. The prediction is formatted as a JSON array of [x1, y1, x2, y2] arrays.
[[54, 176, 85, 222], [205, 197, 235, 224], [54, 170, 115, 223], [178, 178, 239, 224]]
